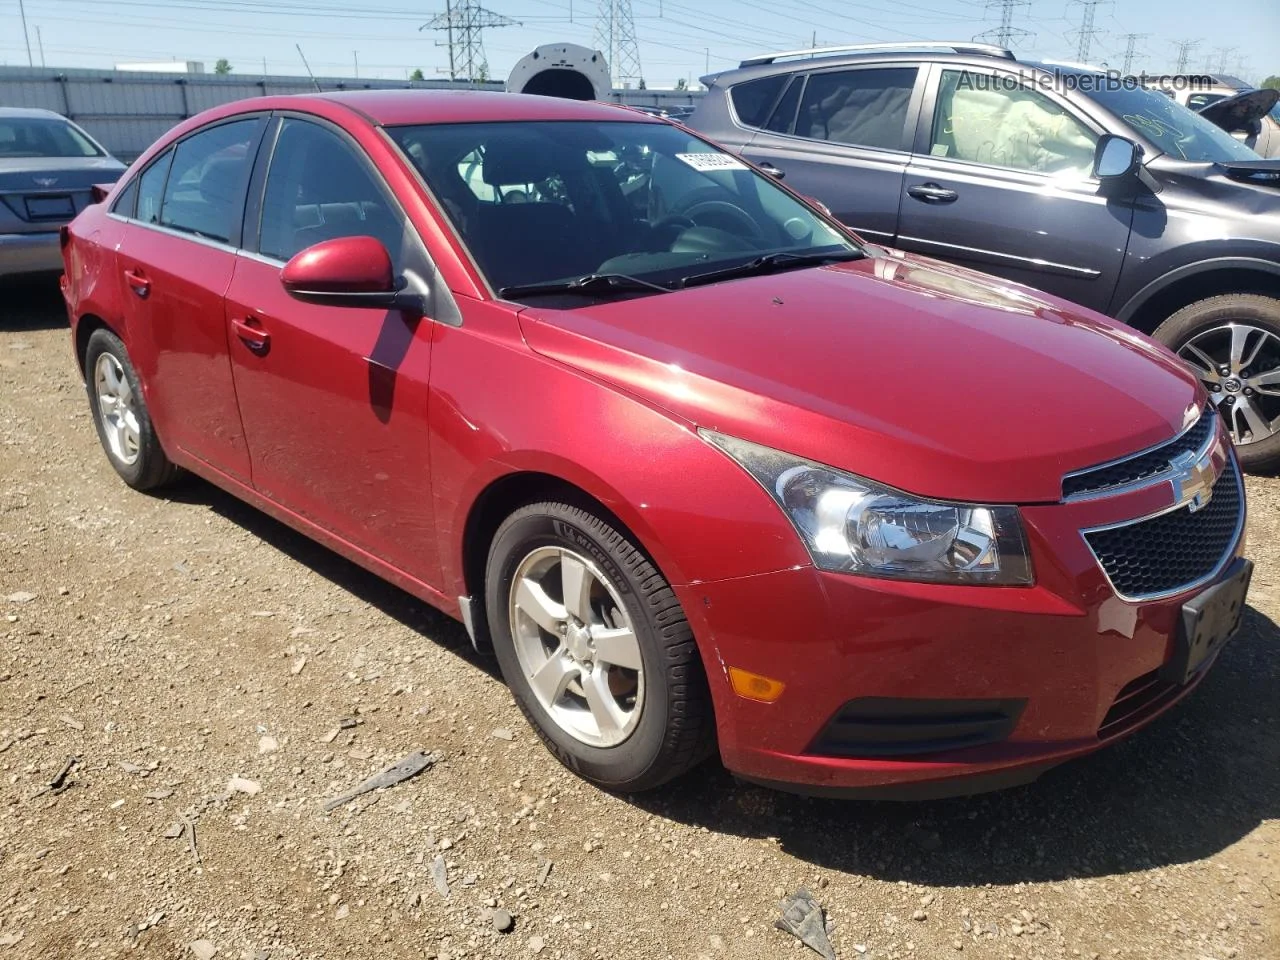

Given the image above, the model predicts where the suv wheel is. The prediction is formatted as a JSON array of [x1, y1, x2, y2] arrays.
[[484, 501, 715, 791], [1152, 294, 1280, 473]]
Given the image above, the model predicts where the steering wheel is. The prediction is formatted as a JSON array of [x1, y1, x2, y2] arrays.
[[679, 200, 766, 243], [651, 214, 697, 233]]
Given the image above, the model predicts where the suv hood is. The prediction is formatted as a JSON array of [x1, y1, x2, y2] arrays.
[[519, 251, 1202, 504]]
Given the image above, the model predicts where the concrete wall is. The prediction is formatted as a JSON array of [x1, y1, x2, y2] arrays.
[[0, 65, 703, 161]]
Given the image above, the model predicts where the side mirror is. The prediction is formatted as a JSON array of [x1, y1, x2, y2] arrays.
[[281, 235, 422, 311], [805, 196, 833, 217], [1093, 134, 1142, 180]]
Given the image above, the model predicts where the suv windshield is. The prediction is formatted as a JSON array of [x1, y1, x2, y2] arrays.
[[388, 120, 857, 298], [0, 116, 103, 159], [1082, 82, 1259, 163]]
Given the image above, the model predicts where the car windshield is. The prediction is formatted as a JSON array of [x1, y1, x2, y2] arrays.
[[1082, 82, 1259, 163], [388, 119, 858, 298], [0, 116, 103, 159]]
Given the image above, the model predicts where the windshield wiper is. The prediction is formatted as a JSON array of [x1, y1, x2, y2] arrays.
[[676, 250, 863, 289], [500, 273, 673, 300]]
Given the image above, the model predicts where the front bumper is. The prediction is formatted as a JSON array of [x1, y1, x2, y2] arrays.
[[0, 231, 62, 279], [676, 465, 1247, 798]]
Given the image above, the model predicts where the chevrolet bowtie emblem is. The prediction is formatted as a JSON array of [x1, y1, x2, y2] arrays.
[[1168, 447, 1217, 513]]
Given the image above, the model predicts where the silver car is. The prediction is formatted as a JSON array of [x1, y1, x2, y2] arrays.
[[0, 107, 125, 280]]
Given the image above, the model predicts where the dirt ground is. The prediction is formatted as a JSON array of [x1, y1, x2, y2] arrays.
[[1, 279, 1277, 960]]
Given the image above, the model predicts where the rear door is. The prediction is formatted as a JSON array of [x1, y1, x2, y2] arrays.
[[225, 115, 446, 586], [738, 64, 923, 244], [113, 116, 266, 482], [895, 65, 1132, 311]]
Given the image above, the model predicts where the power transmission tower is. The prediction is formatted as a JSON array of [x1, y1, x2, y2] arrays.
[[594, 0, 643, 87], [1119, 32, 1148, 74], [1209, 46, 1236, 76], [973, 0, 1033, 50], [1171, 39, 1199, 74], [1067, 0, 1109, 63], [421, 2, 518, 83]]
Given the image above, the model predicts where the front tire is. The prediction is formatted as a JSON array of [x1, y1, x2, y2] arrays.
[[84, 327, 180, 490], [484, 501, 715, 792], [1152, 294, 1280, 473]]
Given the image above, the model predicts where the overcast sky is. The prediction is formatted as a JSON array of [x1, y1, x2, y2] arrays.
[[1, 0, 1276, 88]]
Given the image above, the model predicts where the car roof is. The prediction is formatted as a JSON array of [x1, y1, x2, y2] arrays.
[[306, 89, 662, 127]]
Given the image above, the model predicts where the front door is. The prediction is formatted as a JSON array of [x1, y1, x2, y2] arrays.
[[225, 116, 444, 586], [114, 116, 265, 482], [741, 65, 922, 244], [895, 66, 1133, 311]]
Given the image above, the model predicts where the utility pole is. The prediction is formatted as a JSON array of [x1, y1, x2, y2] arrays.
[[1119, 32, 1148, 75], [1068, 0, 1108, 63], [36, 24, 44, 68], [18, 0, 32, 67], [422, 3, 518, 84], [1172, 38, 1200, 75], [296, 43, 322, 92], [595, 0, 643, 88], [353, 50, 359, 79], [974, 0, 1033, 50]]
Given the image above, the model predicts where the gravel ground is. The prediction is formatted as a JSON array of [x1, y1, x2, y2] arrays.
[[1, 279, 1277, 960]]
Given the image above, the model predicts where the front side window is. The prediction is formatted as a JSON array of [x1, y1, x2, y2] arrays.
[[0, 116, 102, 158], [797, 67, 918, 150], [159, 119, 260, 244], [389, 120, 858, 297], [931, 70, 1097, 176], [259, 118, 407, 264], [135, 149, 172, 225]]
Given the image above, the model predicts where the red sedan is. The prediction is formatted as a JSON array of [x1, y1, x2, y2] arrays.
[[60, 90, 1250, 798]]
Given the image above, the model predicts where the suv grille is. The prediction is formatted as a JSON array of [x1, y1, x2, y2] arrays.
[[1083, 456, 1242, 600], [1063, 407, 1217, 499]]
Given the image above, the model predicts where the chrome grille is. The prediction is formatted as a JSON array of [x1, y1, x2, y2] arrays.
[[1082, 457, 1243, 601], [1063, 406, 1217, 499]]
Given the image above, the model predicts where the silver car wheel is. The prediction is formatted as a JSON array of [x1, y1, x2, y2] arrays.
[[1178, 322, 1280, 446], [93, 352, 142, 466], [508, 546, 644, 748]]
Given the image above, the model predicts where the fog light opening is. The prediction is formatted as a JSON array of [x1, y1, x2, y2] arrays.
[[728, 667, 786, 703]]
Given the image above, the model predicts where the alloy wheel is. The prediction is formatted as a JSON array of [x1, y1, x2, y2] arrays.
[[1178, 322, 1280, 446], [93, 352, 142, 466], [508, 546, 644, 748]]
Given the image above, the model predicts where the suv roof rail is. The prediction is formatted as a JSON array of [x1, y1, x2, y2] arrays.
[[739, 41, 1015, 68]]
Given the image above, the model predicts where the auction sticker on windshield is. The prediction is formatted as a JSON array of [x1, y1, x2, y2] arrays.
[[676, 153, 749, 172]]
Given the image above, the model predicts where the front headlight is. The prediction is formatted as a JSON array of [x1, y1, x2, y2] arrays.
[[702, 430, 1033, 585]]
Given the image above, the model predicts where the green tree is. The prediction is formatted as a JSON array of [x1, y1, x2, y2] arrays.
[[214, 58, 232, 75], [1262, 74, 1280, 91], [674, 77, 688, 92], [409, 68, 425, 81], [474, 61, 490, 83]]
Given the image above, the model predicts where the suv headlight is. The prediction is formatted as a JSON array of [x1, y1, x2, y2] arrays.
[[702, 430, 1033, 585]]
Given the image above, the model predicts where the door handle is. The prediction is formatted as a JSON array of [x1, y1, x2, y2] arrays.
[[757, 162, 786, 179], [123, 267, 151, 298], [907, 182, 959, 204], [231, 316, 271, 354]]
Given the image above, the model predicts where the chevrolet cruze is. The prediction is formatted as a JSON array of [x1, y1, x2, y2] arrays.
[[60, 91, 1251, 797]]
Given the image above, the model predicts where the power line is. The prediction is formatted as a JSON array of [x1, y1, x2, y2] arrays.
[[974, 0, 1033, 49], [1067, 0, 1108, 63], [595, 0, 642, 86], [1119, 32, 1148, 75], [421, 2, 518, 82]]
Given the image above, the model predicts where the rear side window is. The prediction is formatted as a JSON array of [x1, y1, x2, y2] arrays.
[[160, 119, 261, 244], [763, 77, 803, 133], [135, 149, 172, 225], [111, 177, 139, 218], [258, 118, 407, 264], [796, 67, 918, 150], [730, 75, 787, 127]]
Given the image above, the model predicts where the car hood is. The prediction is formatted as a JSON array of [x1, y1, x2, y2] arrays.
[[0, 155, 126, 192], [519, 251, 1202, 504]]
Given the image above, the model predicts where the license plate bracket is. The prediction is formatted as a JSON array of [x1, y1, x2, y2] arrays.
[[25, 195, 75, 219], [1162, 557, 1252, 686]]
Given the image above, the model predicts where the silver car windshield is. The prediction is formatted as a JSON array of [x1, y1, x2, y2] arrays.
[[0, 116, 103, 159], [389, 120, 858, 295], [1084, 83, 1260, 163]]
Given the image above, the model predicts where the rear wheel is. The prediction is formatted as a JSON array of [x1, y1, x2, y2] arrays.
[[484, 501, 715, 791], [84, 327, 180, 490], [1152, 294, 1280, 473]]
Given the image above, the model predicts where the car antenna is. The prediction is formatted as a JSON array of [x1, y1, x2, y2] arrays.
[[296, 43, 322, 92]]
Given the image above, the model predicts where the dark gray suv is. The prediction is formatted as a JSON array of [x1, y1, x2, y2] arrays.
[[689, 43, 1280, 471]]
